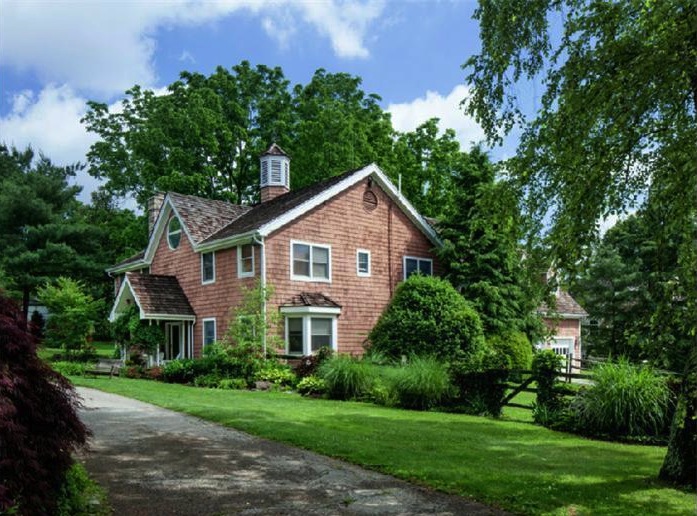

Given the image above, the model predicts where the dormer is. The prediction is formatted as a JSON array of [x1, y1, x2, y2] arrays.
[[260, 143, 290, 202]]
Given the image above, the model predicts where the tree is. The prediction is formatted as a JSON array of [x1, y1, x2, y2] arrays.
[[437, 146, 542, 338], [0, 291, 88, 514], [0, 145, 106, 320], [465, 0, 696, 486], [288, 69, 394, 189], [389, 119, 463, 219], [38, 277, 99, 358], [83, 61, 293, 207], [572, 204, 691, 371]]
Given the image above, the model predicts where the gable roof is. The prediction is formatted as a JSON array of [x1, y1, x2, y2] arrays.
[[109, 273, 195, 321], [109, 163, 441, 271], [168, 192, 251, 243], [197, 163, 442, 251], [538, 290, 588, 319], [201, 167, 363, 245]]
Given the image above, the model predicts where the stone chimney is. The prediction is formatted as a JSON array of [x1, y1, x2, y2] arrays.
[[260, 143, 290, 202], [147, 192, 165, 235]]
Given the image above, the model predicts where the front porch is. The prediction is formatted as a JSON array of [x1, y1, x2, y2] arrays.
[[110, 272, 196, 366]]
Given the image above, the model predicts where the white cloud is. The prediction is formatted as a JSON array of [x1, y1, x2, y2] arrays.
[[0, 84, 101, 202], [0, 0, 384, 96], [387, 85, 486, 149]]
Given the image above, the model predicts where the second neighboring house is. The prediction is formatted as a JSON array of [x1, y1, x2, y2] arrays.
[[108, 144, 441, 361], [537, 289, 588, 369]]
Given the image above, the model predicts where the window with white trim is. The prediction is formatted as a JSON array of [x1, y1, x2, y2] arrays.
[[167, 217, 182, 249], [284, 315, 338, 355], [291, 241, 331, 282], [237, 244, 254, 277], [202, 318, 216, 347], [357, 249, 371, 277], [201, 252, 215, 284], [403, 256, 433, 279]]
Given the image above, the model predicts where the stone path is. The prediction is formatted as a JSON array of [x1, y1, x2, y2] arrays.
[[77, 387, 508, 515]]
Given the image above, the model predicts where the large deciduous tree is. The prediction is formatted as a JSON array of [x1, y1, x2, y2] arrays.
[[465, 0, 696, 487], [83, 61, 293, 206]]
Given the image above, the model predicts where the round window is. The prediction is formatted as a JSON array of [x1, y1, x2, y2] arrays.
[[168, 217, 182, 249], [363, 190, 378, 211]]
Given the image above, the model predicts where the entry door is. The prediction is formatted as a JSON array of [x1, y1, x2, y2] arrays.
[[165, 323, 183, 360]]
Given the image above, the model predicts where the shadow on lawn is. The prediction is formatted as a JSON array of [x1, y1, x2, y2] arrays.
[[209, 403, 692, 516]]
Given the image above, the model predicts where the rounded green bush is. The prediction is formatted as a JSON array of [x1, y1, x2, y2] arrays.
[[368, 275, 485, 360], [488, 331, 533, 370]]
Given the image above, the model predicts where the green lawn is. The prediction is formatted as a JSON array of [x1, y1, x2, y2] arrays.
[[38, 341, 116, 361], [72, 377, 695, 515]]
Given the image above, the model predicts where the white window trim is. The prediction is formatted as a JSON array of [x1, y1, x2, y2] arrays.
[[356, 249, 371, 277], [403, 255, 433, 279], [290, 239, 332, 283], [167, 217, 182, 250], [201, 251, 215, 285], [237, 244, 255, 278], [282, 313, 338, 356], [202, 318, 216, 348]]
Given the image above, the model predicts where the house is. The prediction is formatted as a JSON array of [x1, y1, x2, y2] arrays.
[[108, 144, 441, 362], [536, 289, 588, 369]]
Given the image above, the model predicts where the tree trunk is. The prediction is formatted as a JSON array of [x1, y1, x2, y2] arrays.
[[659, 350, 697, 487], [21, 286, 30, 329]]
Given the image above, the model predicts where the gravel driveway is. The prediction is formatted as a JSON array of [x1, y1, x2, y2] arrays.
[[77, 387, 507, 515]]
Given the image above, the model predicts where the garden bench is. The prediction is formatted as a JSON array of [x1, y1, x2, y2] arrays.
[[85, 358, 123, 378]]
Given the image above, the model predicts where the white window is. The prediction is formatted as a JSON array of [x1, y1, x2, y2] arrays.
[[356, 249, 371, 277], [202, 318, 216, 347], [237, 244, 254, 278], [283, 315, 338, 356], [291, 241, 331, 282], [167, 217, 182, 249], [201, 252, 215, 284], [403, 256, 433, 279]]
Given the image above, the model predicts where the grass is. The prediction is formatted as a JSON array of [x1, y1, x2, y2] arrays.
[[38, 341, 116, 362], [72, 377, 695, 515]]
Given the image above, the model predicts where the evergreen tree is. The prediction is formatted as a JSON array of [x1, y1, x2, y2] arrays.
[[437, 147, 541, 338]]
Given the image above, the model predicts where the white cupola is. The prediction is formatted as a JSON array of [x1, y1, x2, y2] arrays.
[[260, 143, 290, 202]]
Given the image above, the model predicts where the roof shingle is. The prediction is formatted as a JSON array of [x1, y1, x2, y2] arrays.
[[169, 192, 251, 244], [538, 290, 587, 317], [127, 273, 195, 318], [282, 292, 342, 309]]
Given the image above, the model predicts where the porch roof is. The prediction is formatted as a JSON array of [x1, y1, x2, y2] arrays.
[[110, 273, 195, 321]]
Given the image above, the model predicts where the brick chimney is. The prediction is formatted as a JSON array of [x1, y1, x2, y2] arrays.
[[260, 143, 290, 202], [147, 192, 165, 235]]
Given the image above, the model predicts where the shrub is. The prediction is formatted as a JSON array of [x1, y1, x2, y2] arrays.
[[532, 350, 566, 425], [296, 375, 328, 397], [194, 373, 223, 388], [217, 378, 248, 390], [254, 364, 297, 388], [570, 359, 673, 438], [56, 462, 109, 516], [318, 355, 376, 400], [294, 346, 333, 378], [449, 351, 510, 416], [488, 331, 533, 371], [367, 275, 485, 361], [391, 356, 453, 410], [51, 361, 88, 376], [0, 291, 88, 515], [146, 366, 163, 381], [121, 365, 145, 379]]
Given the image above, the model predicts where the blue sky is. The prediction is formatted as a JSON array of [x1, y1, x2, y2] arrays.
[[0, 0, 526, 203]]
